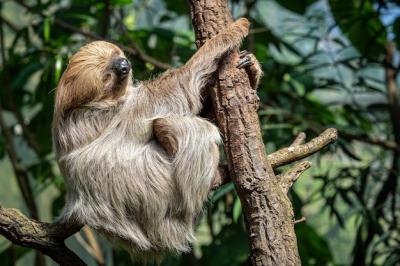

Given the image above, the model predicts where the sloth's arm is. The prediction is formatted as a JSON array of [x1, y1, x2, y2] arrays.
[[144, 18, 250, 115]]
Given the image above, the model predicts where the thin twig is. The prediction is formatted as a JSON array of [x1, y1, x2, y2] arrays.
[[294, 217, 306, 224], [260, 103, 400, 153], [290, 132, 306, 147], [278, 161, 311, 193], [82, 226, 105, 266]]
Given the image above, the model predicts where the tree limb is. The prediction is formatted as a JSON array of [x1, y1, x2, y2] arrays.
[[187, 1, 328, 265], [278, 161, 311, 194], [0, 205, 84, 266], [212, 129, 338, 189], [268, 128, 338, 168]]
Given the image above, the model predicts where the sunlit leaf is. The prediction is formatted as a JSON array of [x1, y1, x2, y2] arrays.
[[232, 197, 242, 223], [211, 183, 235, 202], [43, 17, 51, 43]]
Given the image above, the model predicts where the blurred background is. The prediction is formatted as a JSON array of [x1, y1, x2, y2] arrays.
[[0, 0, 399, 265]]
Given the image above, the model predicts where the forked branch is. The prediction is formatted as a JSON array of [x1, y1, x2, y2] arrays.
[[213, 129, 338, 189]]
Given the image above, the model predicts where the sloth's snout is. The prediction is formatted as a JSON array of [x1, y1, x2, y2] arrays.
[[112, 58, 131, 76]]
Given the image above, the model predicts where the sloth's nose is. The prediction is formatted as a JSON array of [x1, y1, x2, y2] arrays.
[[113, 58, 131, 76]]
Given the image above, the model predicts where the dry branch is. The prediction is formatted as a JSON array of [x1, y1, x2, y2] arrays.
[[269, 128, 338, 168], [278, 161, 311, 194], [213, 129, 338, 189]]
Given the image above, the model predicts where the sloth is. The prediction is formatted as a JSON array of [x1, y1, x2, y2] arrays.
[[52, 18, 261, 258]]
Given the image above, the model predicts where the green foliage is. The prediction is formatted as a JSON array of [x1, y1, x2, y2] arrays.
[[296, 223, 333, 265], [329, 0, 387, 58], [201, 223, 249, 266]]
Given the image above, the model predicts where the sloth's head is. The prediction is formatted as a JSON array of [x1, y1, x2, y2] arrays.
[[54, 41, 131, 118]]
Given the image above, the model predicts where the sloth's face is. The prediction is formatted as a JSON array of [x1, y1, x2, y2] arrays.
[[102, 54, 132, 94], [67, 41, 131, 96], [55, 41, 132, 114]]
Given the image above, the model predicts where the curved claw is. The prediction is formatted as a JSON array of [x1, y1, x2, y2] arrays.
[[236, 51, 263, 89], [240, 50, 250, 58], [237, 52, 254, 69]]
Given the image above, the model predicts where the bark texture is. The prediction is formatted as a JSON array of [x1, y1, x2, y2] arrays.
[[0, 206, 83, 266], [188, 1, 309, 264]]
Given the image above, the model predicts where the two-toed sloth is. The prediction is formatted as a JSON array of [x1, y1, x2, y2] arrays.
[[52, 18, 262, 258]]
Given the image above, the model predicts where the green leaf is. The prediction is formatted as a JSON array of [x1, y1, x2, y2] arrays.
[[54, 55, 63, 84], [43, 17, 50, 42], [211, 183, 235, 202], [0, 246, 30, 265], [111, 0, 132, 6], [232, 197, 242, 223], [329, 0, 387, 59], [296, 223, 334, 265]]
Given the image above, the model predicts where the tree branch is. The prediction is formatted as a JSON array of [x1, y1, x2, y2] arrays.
[[213, 129, 337, 189], [188, 1, 310, 265], [278, 161, 311, 194], [0, 205, 84, 266], [268, 128, 338, 168]]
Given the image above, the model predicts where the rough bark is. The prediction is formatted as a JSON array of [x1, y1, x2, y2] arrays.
[[188, 1, 312, 264], [0, 206, 84, 266]]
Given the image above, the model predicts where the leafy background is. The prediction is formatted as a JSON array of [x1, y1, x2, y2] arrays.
[[0, 0, 399, 265]]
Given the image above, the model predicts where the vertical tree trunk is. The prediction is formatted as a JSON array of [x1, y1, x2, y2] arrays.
[[187, 1, 301, 265]]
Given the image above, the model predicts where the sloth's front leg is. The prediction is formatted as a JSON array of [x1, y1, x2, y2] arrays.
[[152, 118, 179, 157], [152, 116, 220, 214]]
